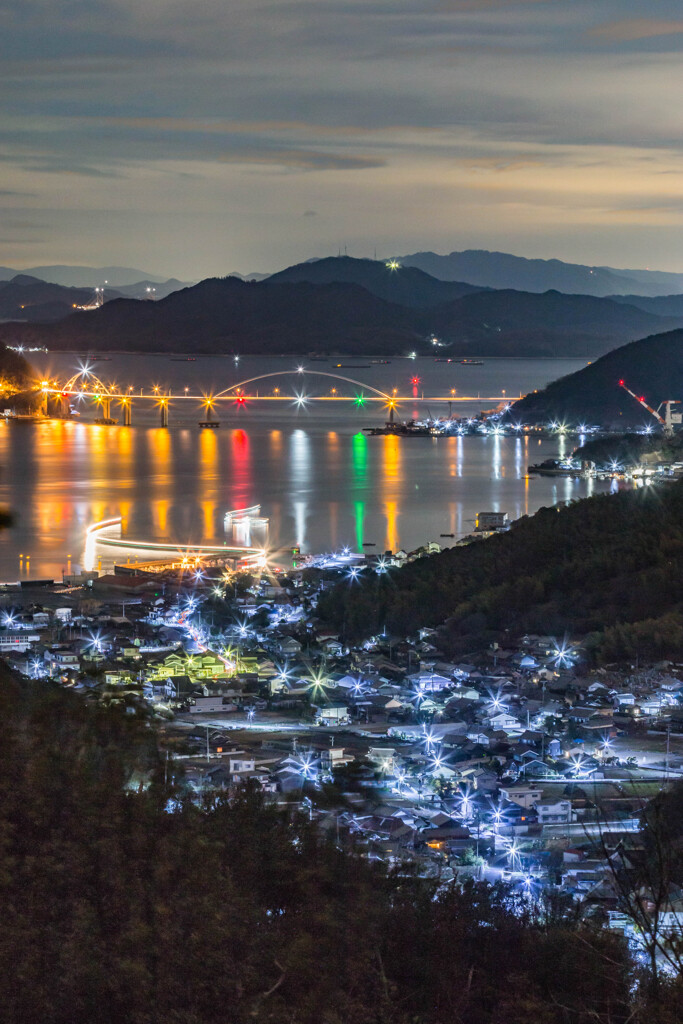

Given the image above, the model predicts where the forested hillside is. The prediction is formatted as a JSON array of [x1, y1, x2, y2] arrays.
[[318, 481, 683, 663], [0, 666, 677, 1023], [510, 327, 683, 427]]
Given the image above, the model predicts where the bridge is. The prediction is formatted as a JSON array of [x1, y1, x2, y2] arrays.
[[37, 366, 513, 427]]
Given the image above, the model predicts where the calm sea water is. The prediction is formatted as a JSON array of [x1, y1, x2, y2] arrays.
[[0, 354, 615, 580]]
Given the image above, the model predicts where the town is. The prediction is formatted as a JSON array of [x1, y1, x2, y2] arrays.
[[4, 538, 683, 956]]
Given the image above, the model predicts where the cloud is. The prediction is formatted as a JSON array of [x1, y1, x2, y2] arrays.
[[588, 19, 683, 43], [217, 149, 384, 171]]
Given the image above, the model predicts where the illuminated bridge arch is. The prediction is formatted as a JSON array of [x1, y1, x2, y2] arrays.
[[62, 369, 117, 397], [213, 368, 392, 402]]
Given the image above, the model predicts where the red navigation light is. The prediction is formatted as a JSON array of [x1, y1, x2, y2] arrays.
[[640, 396, 645, 403], [236, 395, 246, 405], [618, 379, 624, 386], [411, 375, 420, 385]]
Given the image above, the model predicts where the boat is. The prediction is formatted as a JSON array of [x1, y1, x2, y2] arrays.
[[171, 356, 196, 361], [460, 358, 484, 365], [365, 420, 431, 437], [439, 533, 455, 538], [527, 459, 576, 476], [198, 420, 219, 429], [94, 417, 117, 425], [371, 359, 391, 364], [362, 541, 376, 547], [335, 363, 372, 369]]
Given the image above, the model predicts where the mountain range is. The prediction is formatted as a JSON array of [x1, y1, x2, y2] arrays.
[[398, 250, 683, 297], [1, 258, 682, 359], [5, 249, 683, 297], [268, 256, 484, 307], [0, 265, 171, 288]]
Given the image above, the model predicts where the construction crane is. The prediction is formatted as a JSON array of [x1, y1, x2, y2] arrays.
[[618, 380, 682, 437]]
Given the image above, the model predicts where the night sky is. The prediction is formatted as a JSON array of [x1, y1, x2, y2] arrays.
[[3, 1, 683, 277]]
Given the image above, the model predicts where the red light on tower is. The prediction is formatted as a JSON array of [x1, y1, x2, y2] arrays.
[[618, 379, 624, 386], [640, 396, 645, 403], [411, 375, 420, 386]]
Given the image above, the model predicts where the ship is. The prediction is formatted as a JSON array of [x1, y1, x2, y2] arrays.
[[460, 358, 484, 365], [527, 459, 577, 476], [365, 420, 432, 437]]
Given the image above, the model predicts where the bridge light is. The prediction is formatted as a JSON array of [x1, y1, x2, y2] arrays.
[[296, 365, 305, 374], [354, 393, 366, 407], [618, 379, 624, 386]]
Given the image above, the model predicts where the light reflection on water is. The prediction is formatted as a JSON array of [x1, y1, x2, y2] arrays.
[[0, 355, 619, 579], [0, 417, 619, 580]]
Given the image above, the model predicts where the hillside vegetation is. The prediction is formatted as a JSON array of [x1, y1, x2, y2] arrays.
[[318, 481, 683, 663], [0, 343, 33, 390], [510, 327, 683, 427], [0, 665, 675, 1023]]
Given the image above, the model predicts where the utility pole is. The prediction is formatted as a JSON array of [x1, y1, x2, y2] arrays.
[[666, 724, 671, 778]]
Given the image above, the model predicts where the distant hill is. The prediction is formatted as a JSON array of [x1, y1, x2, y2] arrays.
[[428, 289, 680, 357], [0, 275, 126, 323], [509, 328, 683, 427], [113, 278, 191, 300], [0, 277, 423, 356], [0, 275, 681, 358], [0, 265, 167, 287], [608, 293, 683, 317], [400, 249, 683, 298], [227, 270, 270, 282], [268, 255, 483, 307]]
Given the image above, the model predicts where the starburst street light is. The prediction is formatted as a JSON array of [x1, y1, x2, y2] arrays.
[[385, 260, 401, 271], [293, 392, 309, 409], [295, 752, 317, 780], [276, 663, 293, 686], [422, 726, 437, 750], [307, 667, 329, 695], [551, 639, 576, 668], [486, 688, 507, 713]]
